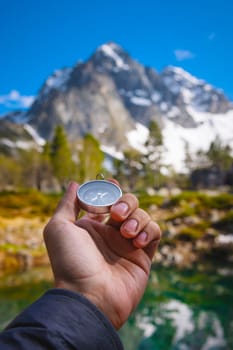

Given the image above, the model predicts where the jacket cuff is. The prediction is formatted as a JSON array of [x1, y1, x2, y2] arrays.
[[6, 288, 124, 350]]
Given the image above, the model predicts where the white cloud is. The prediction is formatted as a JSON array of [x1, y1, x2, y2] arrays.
[[0, 90, 35, 110], [174, 49, 195, 61]]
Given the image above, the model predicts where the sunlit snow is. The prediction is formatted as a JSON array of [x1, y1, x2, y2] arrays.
[[24, 124, 45, 146], [151, 91, 161, 103], [160, 102, 168, 111], [130, 96, 152, 106], [101, 145, 124, 160], [42, 68, 72, 95], [0, 138, 35, 150], [99, 44, 129, 70], [127, 123, 149, 152], [162, 109, 233, 172], [167, 106, 179, 118], [165, 66, 203, 86]]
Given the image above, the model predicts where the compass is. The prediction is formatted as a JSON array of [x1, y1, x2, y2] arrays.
[[77, 179, 122, 214]]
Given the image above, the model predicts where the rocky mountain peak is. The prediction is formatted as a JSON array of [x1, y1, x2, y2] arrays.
[[1, 41, 233, 172], [162, 66, 203, 89], [91, 42, 132, 72], [161, 65, 232, 114]]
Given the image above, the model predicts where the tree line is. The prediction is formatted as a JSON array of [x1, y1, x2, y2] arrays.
[[0, 123, 232, 192], [0, 125, 104, 191]]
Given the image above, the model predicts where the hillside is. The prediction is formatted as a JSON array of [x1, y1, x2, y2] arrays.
[[0, 190, 232, 272]]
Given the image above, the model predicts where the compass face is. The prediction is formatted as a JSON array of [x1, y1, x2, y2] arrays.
[[77, 180, 122, 213]]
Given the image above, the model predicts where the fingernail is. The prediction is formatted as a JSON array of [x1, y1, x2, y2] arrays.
[[113, 202, 129, 216], [136, 231, 147, 243], [124, 219, 138, 233]]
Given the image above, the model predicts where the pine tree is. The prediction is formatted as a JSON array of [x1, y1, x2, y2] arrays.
[[18, 148, 42, 189], [184, 141, 197, 173], [35, 142, 54, 191], [207, 137, 233, 171], [50, 125, 75, 190], [77, 133, 104, 182], [114, 148, 143, 191], [142, 120, 163, 189], [0, 154, 21, 189]]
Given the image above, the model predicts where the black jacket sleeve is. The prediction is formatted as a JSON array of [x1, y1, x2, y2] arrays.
[[0, 288, 124, 350]]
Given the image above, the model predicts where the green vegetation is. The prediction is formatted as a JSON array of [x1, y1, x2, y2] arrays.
[[207, 137, 233, 171], [0, 123, 233, 192], [49, 125, 76, 189], [0, 190, 61, 218], [78, 133, 104, 182], [137, 193, 164, 209], [0, 126, 105, 191], [166, 191, 233, 211], [0, 188, 231, 289], [212, 210, 233, 232], [0, 123, 232, 270], [176, 227, 205, 241], [142, 120, 164, 189], [114, 120, 167, 191]]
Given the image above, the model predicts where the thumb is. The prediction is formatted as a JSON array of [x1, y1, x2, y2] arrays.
[[54, 182, 80, 222]]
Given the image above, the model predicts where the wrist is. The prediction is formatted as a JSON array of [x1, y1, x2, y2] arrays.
[[54, 280, 122, 329]]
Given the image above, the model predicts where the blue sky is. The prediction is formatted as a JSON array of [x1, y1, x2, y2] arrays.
[[0, 0, 233, 115]]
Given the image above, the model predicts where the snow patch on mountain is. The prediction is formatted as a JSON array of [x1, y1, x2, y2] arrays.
[[0, 138, 35, 150], [98, 43, 129, 71], [163, 66, 204, 88], [162, 109, 233, 172], [151, 91, 161, 103], [101, 145, 124, 160], [127, 123, 149, 152], [130, 96, 152, 106], [24, 124, 45, 146], [41, 68, 72, 96], [101, 123, 149, 160]]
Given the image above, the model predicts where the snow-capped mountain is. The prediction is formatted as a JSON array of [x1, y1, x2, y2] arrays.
[[1, 42, 233, 172]]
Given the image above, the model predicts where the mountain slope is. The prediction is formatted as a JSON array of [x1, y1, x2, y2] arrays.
[[0, 119, 44, 156], [1, 42, 233, 171]]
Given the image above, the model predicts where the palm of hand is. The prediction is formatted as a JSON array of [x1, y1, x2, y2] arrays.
[[56, 217, 151, 329]]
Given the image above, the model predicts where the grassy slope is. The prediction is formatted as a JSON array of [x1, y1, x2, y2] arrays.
[[0, 190, 233, 271]]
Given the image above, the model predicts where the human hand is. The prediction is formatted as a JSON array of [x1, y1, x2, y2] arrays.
[[44, 181, 161, 329]]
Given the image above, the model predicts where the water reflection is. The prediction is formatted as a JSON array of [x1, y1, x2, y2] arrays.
[[0, 267, 52, 329], [0, 265, 233, 349], [120, 264, 233, 349]]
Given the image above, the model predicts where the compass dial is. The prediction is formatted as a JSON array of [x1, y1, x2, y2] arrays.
[[77, 180, 122, 213]]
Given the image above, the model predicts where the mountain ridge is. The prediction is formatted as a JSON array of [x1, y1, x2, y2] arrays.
[[1, 41, 233, 172]]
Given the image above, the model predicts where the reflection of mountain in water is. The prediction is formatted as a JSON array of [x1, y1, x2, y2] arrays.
[[120, 265, 233, 350], [137, 300, 226, 349]]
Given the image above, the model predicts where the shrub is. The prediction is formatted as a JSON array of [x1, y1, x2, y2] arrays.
[[176, 227, 204, 242], [212, 210, 233, 232]]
